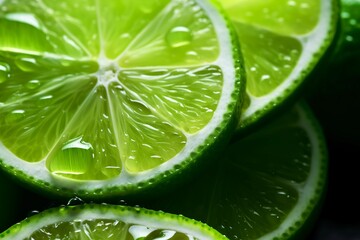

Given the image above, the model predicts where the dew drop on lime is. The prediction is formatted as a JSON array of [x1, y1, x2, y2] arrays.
[[67, 196, 84, 206], [15, 57, 39, 72], [0, 62, 10, 83], [37, 95, 53, 107], [5, 109, 25, 124], [139, 2, 154, 14], [48, 137, 94, 177], [27, 210, 40, 217], [26, 79, 41, 89], [166, 26, 192, 48]]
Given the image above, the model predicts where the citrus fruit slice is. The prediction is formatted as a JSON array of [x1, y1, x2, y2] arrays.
[[218, 0, 338, 131], [145, 102, 328, 239], [0, 204, 228, 239], [0, 0, 243, 198]]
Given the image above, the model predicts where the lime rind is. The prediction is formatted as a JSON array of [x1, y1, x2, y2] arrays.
[[237, 0, 339, 131], [257, 102, 328, 240], [0, 204, 228, 240], [0, 0, 244, 198]]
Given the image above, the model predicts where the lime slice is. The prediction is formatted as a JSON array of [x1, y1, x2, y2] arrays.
[[0, 0, 243, 198], [218, 0, 338, 131], [0, 204, 228, 239], [145, 102, 328, 239]]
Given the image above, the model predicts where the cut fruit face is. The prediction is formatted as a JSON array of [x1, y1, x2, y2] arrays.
[[0, 204, 228, 240], [145, 102, 328, 239], [219, 0, 338, 131], [0, 0, 243, 197]]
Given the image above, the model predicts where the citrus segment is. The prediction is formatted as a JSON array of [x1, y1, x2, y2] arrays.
[[222, 0, 321, 35], [0, 204, 228, 240], [117, 66, 223, 134], [119, 0, 219, 67], [146, 103, 327, 239], [0, 68, 96, 162], [0, 0, 243, 197], [97, 0, 171, 59], [234, 22, 302, 96]]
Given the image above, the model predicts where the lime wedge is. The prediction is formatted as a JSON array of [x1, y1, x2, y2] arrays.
[[219, 0, 338, 131], [0, 0, 244, 198], [0, 204, 228, 239], [145, 102, 328, 239]]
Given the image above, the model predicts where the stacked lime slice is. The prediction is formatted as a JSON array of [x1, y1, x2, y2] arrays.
[[146, 103, 328, 239], [0, 204, 228, 239], [0, 0, 244, 198], [219, 0, 338, 131]]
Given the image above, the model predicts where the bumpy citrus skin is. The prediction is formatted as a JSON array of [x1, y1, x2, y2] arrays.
[[0, 0, 244, 199], [0, 204, 228, 240]]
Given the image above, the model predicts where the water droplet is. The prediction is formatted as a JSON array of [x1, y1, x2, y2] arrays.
[[139, 2, 154, 14], [48, 136, 94, 177], [261, 75, 270, 81], [300, 3, 309, 8], [37, 95, 53, 107], [346, 35, 354, 42], [5, 109, 25, 123], [26, 79, 41, 89], [290, 49, 300, 58], [5, 13, 42, 29], [166, 26, 192, 48], [67, 196, 84, 206], [250, 66, 257, 72], [130, 99, 151, 114], [341, 12, 350, 19], [287, 0, 296, 6], [15, 57, 39, 72], [0, 62, 10, 83], [349, 19, 357, 26], [27, 210, 40, 217]]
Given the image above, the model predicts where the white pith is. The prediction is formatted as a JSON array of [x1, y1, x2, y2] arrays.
[[242, 0, 334, 121], [1, 206, 222, 240], [258, 104, 325, 240], [0, 0, 237, 191]]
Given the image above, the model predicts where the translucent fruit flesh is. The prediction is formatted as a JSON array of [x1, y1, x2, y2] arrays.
[[0, 0, 225, 180]]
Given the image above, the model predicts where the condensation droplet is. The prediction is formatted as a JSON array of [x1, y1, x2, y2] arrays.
[[37, 95, 53, 107], [15, 57, 39, 72], [346, 35, 354, 42], [27, 210, 40, 217], [0, 62, 10, 83], [26, 79, 41, 89], [139, 2, 154, 14], [5, 109, 25, 123], [166, 26, 192, 48], [287, 0, 296, 6], [67, 196, 84, 206], [349, 19, 357, 26], [261, 75, 270, 81], [48, 136, 94, 177]]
